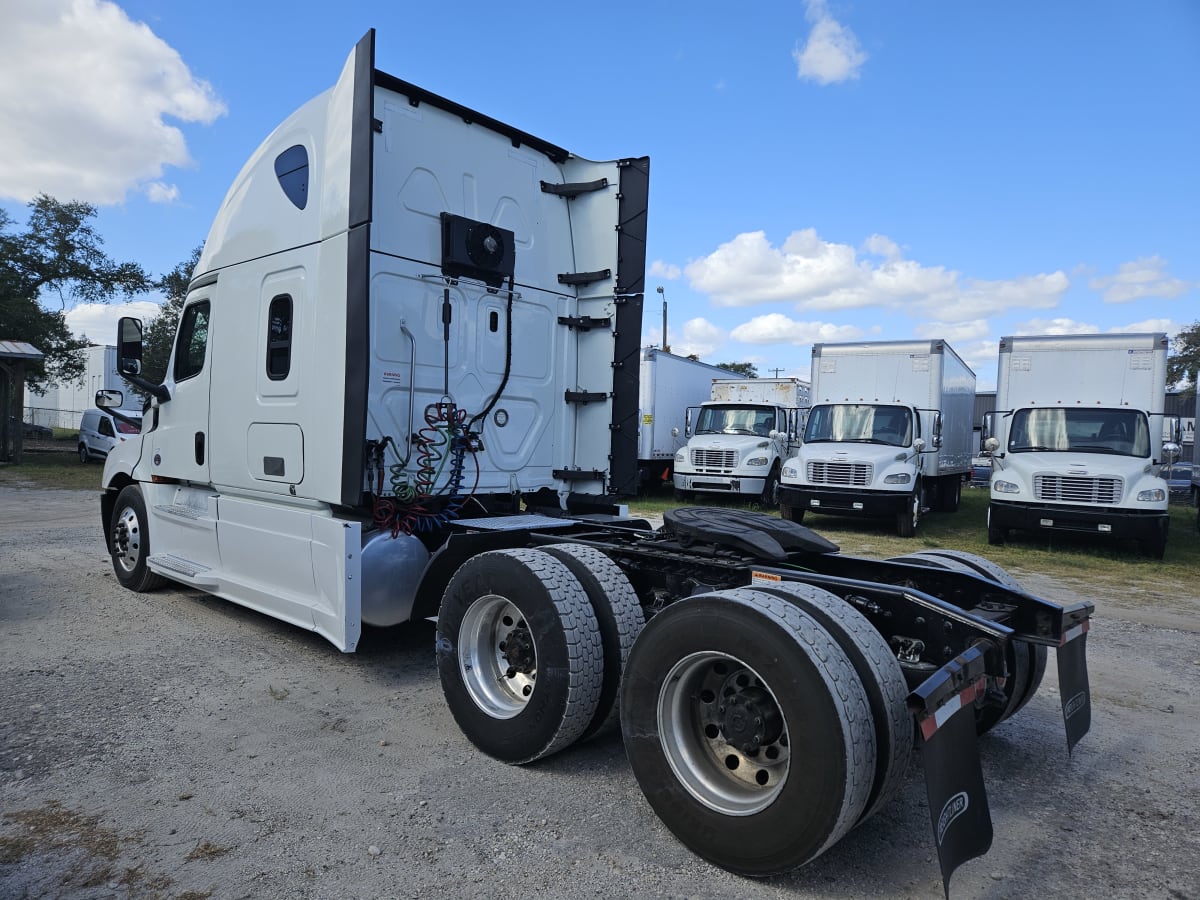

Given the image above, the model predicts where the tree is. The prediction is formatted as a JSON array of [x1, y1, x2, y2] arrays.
[[1167, 321, 1200, 397], [0, 195, 152, 390], [715, 361, 759, 379], [141, 245, 203, 385]]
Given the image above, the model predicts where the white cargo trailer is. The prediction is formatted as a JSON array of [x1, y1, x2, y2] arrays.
[[637, 349, 741, 489], [672, 377, 809, 506], [780, 340, 975, 536], [985, 333, 1180, 557]]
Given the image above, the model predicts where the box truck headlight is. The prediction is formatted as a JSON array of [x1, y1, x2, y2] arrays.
[[675, 450, 685, 463], [783, 466, 798, 479], [746, 457, 768, 467], [883, 473, 911, 484], [994, 479, 1021, 494], [1137, 488, 1166, 502]]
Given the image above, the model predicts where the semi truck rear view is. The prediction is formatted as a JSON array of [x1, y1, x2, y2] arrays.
[[95, 30, 1094, 894], [985, 333, 1180, 557], [780, 340, 975, 536]]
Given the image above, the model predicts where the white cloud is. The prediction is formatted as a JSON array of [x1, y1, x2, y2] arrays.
[[66, 300, 163, 342], [1089, 256, 1191, 304], [0, 0, 226, 205], [913, 319, 990, 344], [648, 260, 682, 280], [793, 0, 868, 85], [1111, 318, 1178, 336], [145, 182, 180, 204], [1014, 317, 1100, 336], [672, 317, 726, 358], [730, 313, 864, 345], [685, 228, 1069, 321]]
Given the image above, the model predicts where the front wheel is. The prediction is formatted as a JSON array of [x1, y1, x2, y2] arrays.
[[436, 548, 604, 764], [895, 489, 921, 537], [986, 506, 1007, 546], [78, 444, 90, 464], [109, 485, 166, 592], [621, 588, 874, 876], [759, 465, 781, 508]]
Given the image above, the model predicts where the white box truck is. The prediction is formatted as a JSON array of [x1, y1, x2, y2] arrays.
[[779, 340, 975, 536], [637, 348, 741, 490], [985, 333, 1180, 558], [671, 377, 809, 506], [93, 31, 1094, 893]]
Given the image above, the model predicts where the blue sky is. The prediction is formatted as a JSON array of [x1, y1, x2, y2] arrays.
[[2, 0, 1197, 390]]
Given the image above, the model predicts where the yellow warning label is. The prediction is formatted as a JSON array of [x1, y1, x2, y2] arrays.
[[642, 414, 653, 425], [751, 571, 782, 585]]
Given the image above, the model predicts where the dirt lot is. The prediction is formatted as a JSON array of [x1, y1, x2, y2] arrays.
[[2, 486, 1198, 900]]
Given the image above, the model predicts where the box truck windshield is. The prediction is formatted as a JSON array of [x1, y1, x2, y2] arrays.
[[804, 404, 913, 448], [1006, 408, 1150, 457], [695, 405, 777, 436]]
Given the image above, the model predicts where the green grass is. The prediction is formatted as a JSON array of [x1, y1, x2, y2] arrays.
[[0, 448, 104, 491], [630, 486, 1200, 605]]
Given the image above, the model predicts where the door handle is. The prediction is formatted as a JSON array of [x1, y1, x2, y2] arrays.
[[195, 432, 205, 466]]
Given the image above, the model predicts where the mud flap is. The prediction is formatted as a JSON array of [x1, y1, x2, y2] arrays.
[[911, 647, 993, 897], [1057, 620, 1091, 754]]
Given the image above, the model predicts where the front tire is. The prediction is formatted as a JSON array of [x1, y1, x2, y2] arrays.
[[895, 488, 921, 537], [78, 444, 90, 464], [621, 588, 874, 876], [759, 465, 781, 509], [109, 485, 166, 592], [986, 505, 1007, 545], [436, 548, 604, 764]]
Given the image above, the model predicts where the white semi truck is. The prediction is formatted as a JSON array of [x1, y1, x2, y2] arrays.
[[637, 348, 742, 490], [779, 340, 975, 537], [672, 377, 809, 506], [95, 31, 1094, 893], [985, 333, 1180, 558]]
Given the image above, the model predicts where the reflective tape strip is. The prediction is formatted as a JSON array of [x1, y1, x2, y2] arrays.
[[919, 680, 984, 741], [1060, 619, 1090, 646]]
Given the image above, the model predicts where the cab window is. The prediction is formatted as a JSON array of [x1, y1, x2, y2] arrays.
[[174, 301, 211, 382]]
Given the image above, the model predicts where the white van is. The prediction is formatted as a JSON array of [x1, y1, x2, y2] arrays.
[[78, 408, 141, 463]]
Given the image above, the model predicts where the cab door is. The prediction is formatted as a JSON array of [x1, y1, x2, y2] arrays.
[[147, 294, 212, 484]]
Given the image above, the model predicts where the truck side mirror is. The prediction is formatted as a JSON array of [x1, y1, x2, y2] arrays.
[[913, 437, 927, 452], [932, 412, 943, 450], [95, 389, 124, 410], [984, 437, 1000, 452], [683, 408, 693, 437], [117, 316, 144, 377], [1162, 441, 1181, 463]]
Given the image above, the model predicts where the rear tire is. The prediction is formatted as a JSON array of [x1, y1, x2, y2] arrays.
[[540, 543, 644, 740], [751, 581, 912, 826], [109, 485, 166, 592], [938, 475, 961, 512], [436, 548, 603, 764], [621, 588, 874, 876]]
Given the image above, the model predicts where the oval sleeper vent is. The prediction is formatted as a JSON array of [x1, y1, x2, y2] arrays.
[[274, 145, 309, 210]]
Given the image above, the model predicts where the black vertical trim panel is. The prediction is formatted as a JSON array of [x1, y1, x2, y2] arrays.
[[609, 156, 650, 497], [340, 30, 375, 507]]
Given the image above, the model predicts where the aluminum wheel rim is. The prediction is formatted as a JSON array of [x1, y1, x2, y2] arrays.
[[112, 504, 143, 574], [459, 594, 535, 719], [658, 651, 790, 816]]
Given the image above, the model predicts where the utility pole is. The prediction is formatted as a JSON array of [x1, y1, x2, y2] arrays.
[[770, 367, 785, 377], [656, 285, 669, 353]]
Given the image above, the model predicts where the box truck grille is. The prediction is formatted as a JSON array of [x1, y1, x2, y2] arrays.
[[807, 461, 873, 486], [1034, 475, 1123, 504], [690, 449, 737, 472]]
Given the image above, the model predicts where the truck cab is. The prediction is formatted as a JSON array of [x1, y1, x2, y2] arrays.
[[671, 378, 808, 506]]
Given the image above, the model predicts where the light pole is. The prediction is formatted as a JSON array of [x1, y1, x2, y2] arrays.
[[656, 285, 669, 353]]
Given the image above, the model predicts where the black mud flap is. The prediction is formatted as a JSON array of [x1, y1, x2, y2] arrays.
[[911, 646, 993, 898], [1057, 619, 1091, 754]]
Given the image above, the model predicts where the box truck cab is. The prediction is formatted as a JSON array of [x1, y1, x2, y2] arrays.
[[671, 377, 808, 506], [985, 333, 1180, 558], [779, 340, 975, 537]]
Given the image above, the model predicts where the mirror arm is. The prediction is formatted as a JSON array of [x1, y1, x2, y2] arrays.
[[122, 372, 171, 403]]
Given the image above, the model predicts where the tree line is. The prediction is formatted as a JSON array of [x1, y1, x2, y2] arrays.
[[2, 195, 1198, 399]]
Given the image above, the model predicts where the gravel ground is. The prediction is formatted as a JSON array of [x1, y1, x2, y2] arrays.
[[1, 486, 1198, 900]]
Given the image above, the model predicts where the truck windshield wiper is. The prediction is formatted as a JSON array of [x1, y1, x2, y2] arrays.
[[1011, 445, 1054, 451]]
